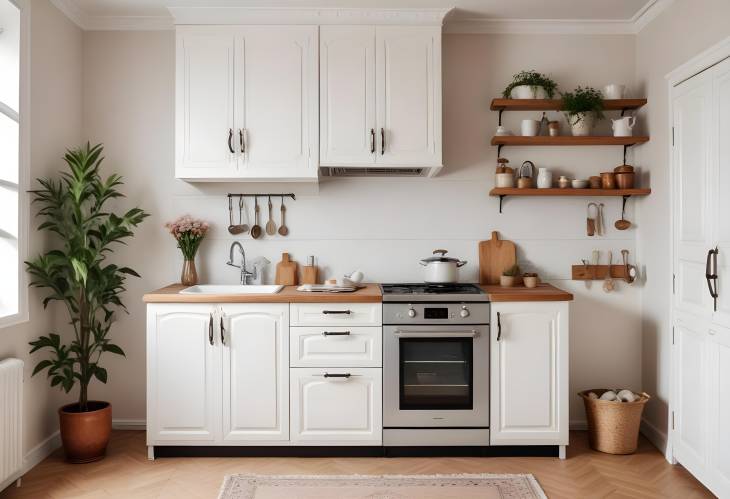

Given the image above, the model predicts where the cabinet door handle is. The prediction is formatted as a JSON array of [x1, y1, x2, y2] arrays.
[[322, 331, 351, 336], [380, 128, 385, 155], [706, 247, 719, 311], [323, 373, 351, 378], [239, 128, 245, 153], [496, 312, 502, 341], [228, 129, 234, 153], [220, 316, 226, 346], [208, 313, 214, 345], [322, 310, 351, 315], [370, 128, 375, 153]]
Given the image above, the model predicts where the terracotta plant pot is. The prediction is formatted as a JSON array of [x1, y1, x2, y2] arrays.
[[59, 401, 112, 463], [500, 275, 516, 287]]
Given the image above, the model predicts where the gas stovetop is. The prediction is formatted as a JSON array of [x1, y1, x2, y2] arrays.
[[380, 283, 489, 302]]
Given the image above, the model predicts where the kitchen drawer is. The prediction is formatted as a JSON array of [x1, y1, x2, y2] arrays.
[[290, 327, 382, 367], [290, 303, 382, 327], [290, 367, 382, 445]]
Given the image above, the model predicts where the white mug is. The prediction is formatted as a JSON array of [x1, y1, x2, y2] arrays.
[[521, 119, 540, 137], [603, 84, 625, 99]]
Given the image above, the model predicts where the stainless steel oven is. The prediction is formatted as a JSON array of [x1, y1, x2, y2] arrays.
[[381, 285, 490, 446]]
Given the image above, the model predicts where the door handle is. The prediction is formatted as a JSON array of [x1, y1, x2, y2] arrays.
[[323, 373, 352, 379], [208, 313, 214, 345], [239, 128, 245, 153], [322, 310, 351, 315], [322, 331, 351, 336], [370, 128, 375, 154], [706, 247, 719, 311], [394, 330, 478, 338], [380, 128, 385, 155], [228, 129, 234, 153], [220, 316, 226, 346], [497, 312, 502, 341]]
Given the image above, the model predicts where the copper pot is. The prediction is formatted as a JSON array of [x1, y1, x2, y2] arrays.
[[614, 164, 635, 173], [59, 401, 112, 463], [589, 176, 602, 189], [615, 171, 635, 189], [600, 172, 616, 189]]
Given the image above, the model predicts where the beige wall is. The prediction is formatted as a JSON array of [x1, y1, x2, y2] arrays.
[[635, 0, 730, 451], [81, 30, 641, 427], [0, 0, 82, 458]]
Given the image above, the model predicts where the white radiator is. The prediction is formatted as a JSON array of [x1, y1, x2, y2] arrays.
[[0, 359, 23, 490]]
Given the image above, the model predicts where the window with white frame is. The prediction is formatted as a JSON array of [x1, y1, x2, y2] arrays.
[[0, 0, 21, 321]]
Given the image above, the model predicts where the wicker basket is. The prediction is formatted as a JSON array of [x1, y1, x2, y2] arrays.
[[579, 389, 650, 455]]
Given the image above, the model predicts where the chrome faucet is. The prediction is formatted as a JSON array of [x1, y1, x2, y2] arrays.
[[227, 241, 254, 284]]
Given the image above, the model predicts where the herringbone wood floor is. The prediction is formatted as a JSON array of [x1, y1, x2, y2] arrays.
[[0, 431, 712, 499]]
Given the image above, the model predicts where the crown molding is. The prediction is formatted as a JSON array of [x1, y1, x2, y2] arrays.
[[168, 7, 453, 26]]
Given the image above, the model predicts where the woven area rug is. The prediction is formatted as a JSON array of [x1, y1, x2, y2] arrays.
[[218, 474, 547, 499]]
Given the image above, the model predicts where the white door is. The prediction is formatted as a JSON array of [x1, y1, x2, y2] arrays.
[[707, 326, 730, 497], [290, 367, 382, 445], [376, 26, 441, 167], [711, 57, 730, 329], [490, 302, 569, 446], [236, 26, 318, 180], [175, 28, 237, 179], [147, 304, 219, 443], [673, 314, 709, 480], [221, 304, 289, 442], [673, 70, 714, 319], [320, 26, 377, 166]]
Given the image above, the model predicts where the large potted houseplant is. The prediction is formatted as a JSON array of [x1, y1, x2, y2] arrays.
[[503, 70, 558, 99], [561, 86, 605, 136], [26, 143, 148, 463]]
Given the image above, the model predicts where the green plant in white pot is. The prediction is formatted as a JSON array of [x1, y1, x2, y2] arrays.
[[503, 70, 558, 99], [26, 143, 148, 463], [561, 86, 605, 136]]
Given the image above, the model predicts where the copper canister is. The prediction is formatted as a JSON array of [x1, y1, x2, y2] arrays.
[[600, 172, 616, 189], [615, 171, 635, 189]]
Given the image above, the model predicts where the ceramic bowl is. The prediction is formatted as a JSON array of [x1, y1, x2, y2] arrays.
[[572, 179, 589, 189]]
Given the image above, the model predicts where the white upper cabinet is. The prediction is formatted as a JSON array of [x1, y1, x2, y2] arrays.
[[175, 30, 237, 178], [175, 26, 318, 181], [320, 26, 376, 166], [490, 302, 569, 447], [376, 26, 441, 167], [320, 25, 442, 171], [221, 304, 289, 443]]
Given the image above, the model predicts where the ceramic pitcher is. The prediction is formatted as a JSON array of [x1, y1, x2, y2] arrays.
[[612, 116, 636, 137]]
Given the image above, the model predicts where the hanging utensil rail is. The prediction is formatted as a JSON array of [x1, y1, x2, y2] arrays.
[[227, 193, 296, 200]]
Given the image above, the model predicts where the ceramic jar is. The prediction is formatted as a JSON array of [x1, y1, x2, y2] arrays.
[[548, 121, 561, 137], [566, 112, 595, 137], [603, 84, 625, 99], [558, 176, 571, 189], [521, 119, 540, 136], [537, 168, 552, 189], [495, 172, 515, 188]]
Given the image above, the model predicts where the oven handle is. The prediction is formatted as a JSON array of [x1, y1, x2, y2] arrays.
[[393, 330, 478, 338]]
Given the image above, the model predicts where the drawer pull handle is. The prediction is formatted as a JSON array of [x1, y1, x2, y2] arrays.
[[323, 373, 351, 378], [322, 331, 351, 336], [322, 310, 351, 315], [208, 313, 214, 346]]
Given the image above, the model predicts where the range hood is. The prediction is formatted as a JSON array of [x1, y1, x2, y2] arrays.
[[319, 166, 442, 178]]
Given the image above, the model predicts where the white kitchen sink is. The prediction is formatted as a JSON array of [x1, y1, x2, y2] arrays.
[[180, 284, 284, 295]]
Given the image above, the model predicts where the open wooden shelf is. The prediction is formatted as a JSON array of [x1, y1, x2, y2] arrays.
[[489, 188, 651, 197], [490, 136, 650, 147], [490, 98, 647, 112]]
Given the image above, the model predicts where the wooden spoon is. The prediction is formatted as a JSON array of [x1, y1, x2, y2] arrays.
[[265, 196, 277, 236], [278, 196, 289, 236], [250, 196, 262, 239]]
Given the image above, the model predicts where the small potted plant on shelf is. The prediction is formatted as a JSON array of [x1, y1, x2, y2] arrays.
[[561, 86, 605, 136], [503, 70, 558, 99], [500, 264, 521, 287], [523, 272, 539, 288], [26, 143, 148, 463]]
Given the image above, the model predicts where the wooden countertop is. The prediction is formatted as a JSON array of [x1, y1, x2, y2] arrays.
[[143, 283, 382, 303], [481, 283, 573, 302]]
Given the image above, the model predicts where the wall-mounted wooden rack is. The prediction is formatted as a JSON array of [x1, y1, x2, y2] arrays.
[[572, 264, 635, 281], [489, 188, 651, 213]]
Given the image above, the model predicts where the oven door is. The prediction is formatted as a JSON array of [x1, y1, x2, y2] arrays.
[[383, 324, 489, 427]]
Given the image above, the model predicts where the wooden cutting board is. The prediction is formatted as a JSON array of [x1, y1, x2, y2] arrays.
[[478, 231, 517, 284], [275, 253, 298, 285]]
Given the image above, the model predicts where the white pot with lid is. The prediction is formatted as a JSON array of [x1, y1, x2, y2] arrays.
[[420, 249, 467, 283]]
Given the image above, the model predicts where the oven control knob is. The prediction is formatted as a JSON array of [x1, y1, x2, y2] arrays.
[[460, 306, 470, 318], [407, 307, 417, 318]]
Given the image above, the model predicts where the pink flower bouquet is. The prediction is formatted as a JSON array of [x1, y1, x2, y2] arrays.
[[165, 215, 209, 260]]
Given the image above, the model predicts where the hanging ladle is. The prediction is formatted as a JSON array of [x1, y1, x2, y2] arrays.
[[250, 196, 263, 239], [615, 196, 632, 230]]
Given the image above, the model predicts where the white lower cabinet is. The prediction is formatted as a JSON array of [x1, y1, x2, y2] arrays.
[[290, 368, 382, 445], [490, 301, 569, 448]]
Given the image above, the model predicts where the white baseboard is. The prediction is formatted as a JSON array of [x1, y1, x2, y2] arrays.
[[640, 417, 668, 454], [569, 419, 588, 431], [112, 419, 146, 430]]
